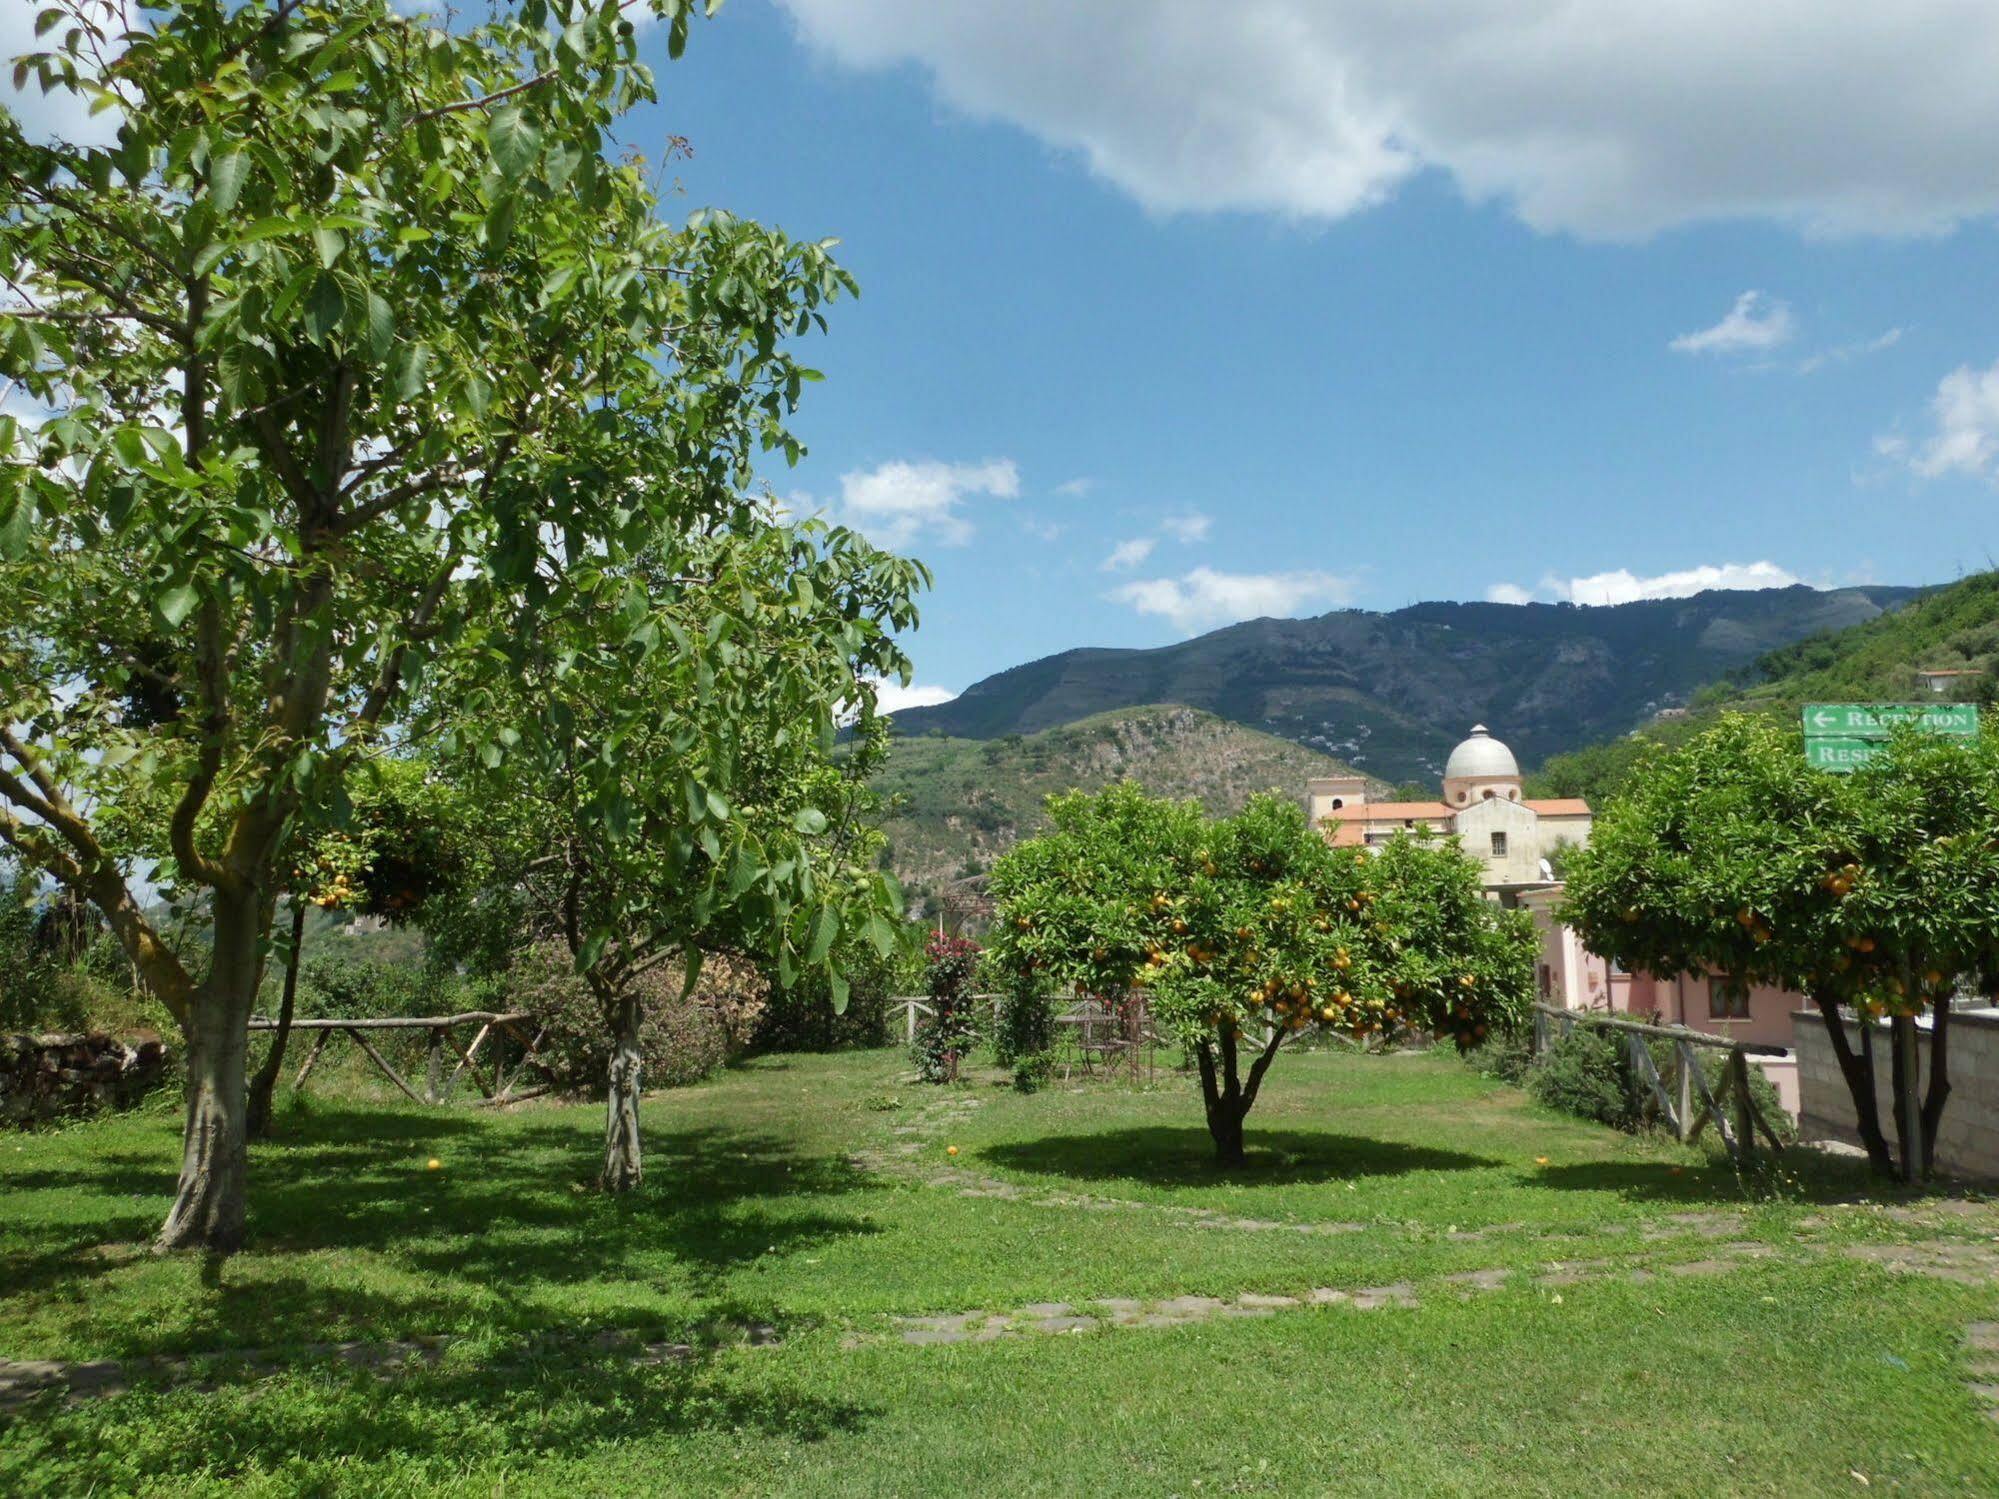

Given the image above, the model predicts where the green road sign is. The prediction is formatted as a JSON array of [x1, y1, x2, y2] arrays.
[[1802, 703, 1979, 739], [1802, 702, 1981, 772], [1805, 738, 1883, 772]]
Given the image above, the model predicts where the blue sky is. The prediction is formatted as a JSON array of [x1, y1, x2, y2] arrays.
[[612, 2, 1999, 707], [11, 2, 1998, 708]]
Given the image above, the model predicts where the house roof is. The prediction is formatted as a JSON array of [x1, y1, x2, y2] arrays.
[[1524, 799, 1593, 816], [1322, 801, 1452, 821]]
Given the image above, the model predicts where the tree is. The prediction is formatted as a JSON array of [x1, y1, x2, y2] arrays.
[[1560, 714, 1999, 1180], [0, 0, 860, 1250], [429, 519, 922, 1190], [987, 786, 1535, 1164]]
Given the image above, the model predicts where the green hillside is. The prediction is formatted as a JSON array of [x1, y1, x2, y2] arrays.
[[1525, 571, 1999, 805], [875, 705, 1374, 912]]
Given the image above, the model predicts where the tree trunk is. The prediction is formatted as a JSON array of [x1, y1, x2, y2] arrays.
[[156, 895, 263, 1254], [1889, 1011, 1922, 1183], [601, 993, 644, 1192], [1195, 1029, 1251, 1166], [246, 900, 306, 1140], [1920, 992, 1952, 1178], [1810, 991, 1896, 1177]]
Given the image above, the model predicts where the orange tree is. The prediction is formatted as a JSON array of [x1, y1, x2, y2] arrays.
[[986, 786, 1535, 1164], [1561, 714, 1999, 1180]]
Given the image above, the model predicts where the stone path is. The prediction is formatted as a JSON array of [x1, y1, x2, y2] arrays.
[[1964, 1323, 1999, 1425], [0, 1322, 779, 1411]]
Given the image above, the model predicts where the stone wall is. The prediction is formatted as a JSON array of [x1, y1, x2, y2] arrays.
[[1793, 1007, 1999, 1180], [1, 1033, 169, 1126]]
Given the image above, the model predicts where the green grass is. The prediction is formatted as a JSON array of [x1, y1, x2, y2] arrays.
[[4, 1048, 1998, 1495]]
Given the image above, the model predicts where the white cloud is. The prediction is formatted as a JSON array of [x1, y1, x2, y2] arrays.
[[1669, 291, 1794, 356], [1797, 326, 1903, 374], [870, 679, 959, 715], [1108, 566, 1353, 633], [833, 458, 1020, 548], [1100, 537, 1156, 571], [1896, 360, 1999, 481], [1485, 582, 1536, 606], [1544, 561, 1805, 606], [776, 2, 1999, 239], [2, 6, 124, 147], [1159, 510, 1213, 544], [1053, 477, 1096, 498]]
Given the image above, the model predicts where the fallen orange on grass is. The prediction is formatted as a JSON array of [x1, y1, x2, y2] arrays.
[[946, 1146, 959, 1157], [1533, 1156, 1550, 1166], [426, 1158, 441, 1170]]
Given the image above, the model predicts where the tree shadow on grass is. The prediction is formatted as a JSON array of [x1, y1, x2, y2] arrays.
[[5, 1103, 886, 1364], [1531, 1151, 1879, 1205], [982, 1127, 1498, 1188], [0, 1342, 877, 1489]]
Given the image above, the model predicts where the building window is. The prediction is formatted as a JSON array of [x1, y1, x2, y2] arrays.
[[1330, 797, 1344, 810], [1490, 831, 1507, 858], [1708, 978, 1750, 1020]]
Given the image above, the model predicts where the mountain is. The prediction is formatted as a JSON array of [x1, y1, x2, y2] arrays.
[[892, 585, 1922, 784], [875, 705, 1374, 907], [1527, 571, 1999, 806]]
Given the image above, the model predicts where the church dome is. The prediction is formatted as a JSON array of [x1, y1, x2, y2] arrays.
[[1444, 725, 1520, 782]]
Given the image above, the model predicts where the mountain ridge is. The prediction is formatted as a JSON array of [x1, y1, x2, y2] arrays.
[[894, 585, 1923, 783]]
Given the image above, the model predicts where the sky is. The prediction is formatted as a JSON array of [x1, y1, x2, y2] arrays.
[[9, 2, 1999, 711]]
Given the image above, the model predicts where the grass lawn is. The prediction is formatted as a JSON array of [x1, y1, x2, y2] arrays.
[[4, 1046, 1998, 1495]]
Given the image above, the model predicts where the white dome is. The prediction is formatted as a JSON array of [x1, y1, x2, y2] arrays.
[[1444, 725, 1520, 781]]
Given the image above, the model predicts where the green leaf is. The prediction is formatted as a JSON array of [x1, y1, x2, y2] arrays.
[[312, 225, 345, 268], [794, 806, 828, 836], [828, 967, 850, 1015], [805, 906, 838, 965], [0, 492, 33, 559], [487, 105, 542, 178], [157, 583, 199, 629], [364, 291, 394, 362], [207, 151, 250, 214], [865, 912, 896, 960]]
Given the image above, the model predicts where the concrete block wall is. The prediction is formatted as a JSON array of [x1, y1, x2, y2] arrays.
[[1793, 1007, 1999, 1180]]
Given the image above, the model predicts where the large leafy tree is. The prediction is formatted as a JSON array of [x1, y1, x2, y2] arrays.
[[429, 516, 922, 1190], [987, 787, 1535, 1164], [1561, 714, 1999, 1179], [0, 0, 860, 1250]]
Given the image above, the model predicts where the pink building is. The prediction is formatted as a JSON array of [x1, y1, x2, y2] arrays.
[[1517, 888, 1802, 1114]]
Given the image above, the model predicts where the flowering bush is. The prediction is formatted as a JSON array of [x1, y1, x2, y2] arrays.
[[911, 935, 982, 1084], [508, 943, 769, 1093], [987, 786, 1535, 1162]]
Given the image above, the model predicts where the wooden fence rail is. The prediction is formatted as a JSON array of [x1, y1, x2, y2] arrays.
[[1531, 1003, 1787, 1164], [248, 1010, 554, 1107]]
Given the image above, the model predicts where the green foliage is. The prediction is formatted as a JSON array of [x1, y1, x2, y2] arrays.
[[910, 935, 980, 1084], [988, 784, 1536, 1052], [500, 941, 767, 1093], [1461, 1025, 1534, 1086], [753, 926, 919, 1052], [1528, 1028, 1643, 1131], [992, 971, 1056, 1092]]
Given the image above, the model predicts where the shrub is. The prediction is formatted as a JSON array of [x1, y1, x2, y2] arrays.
[[1528, 1027, 1640, 1130], [506, 943, 768, 1094], [911, 935, 981, 1084], [1462, 1025, 1534, 1085], [752, 933, 915, 1053]]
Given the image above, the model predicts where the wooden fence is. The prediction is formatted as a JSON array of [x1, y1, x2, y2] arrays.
[[250, 1010, 555, 1107], [888, 992, 1165, 1081], [1532, 1003, 1788, 1164]]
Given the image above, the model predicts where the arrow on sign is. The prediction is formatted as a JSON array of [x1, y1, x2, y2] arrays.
[[1810, 709, 1838, 729]]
